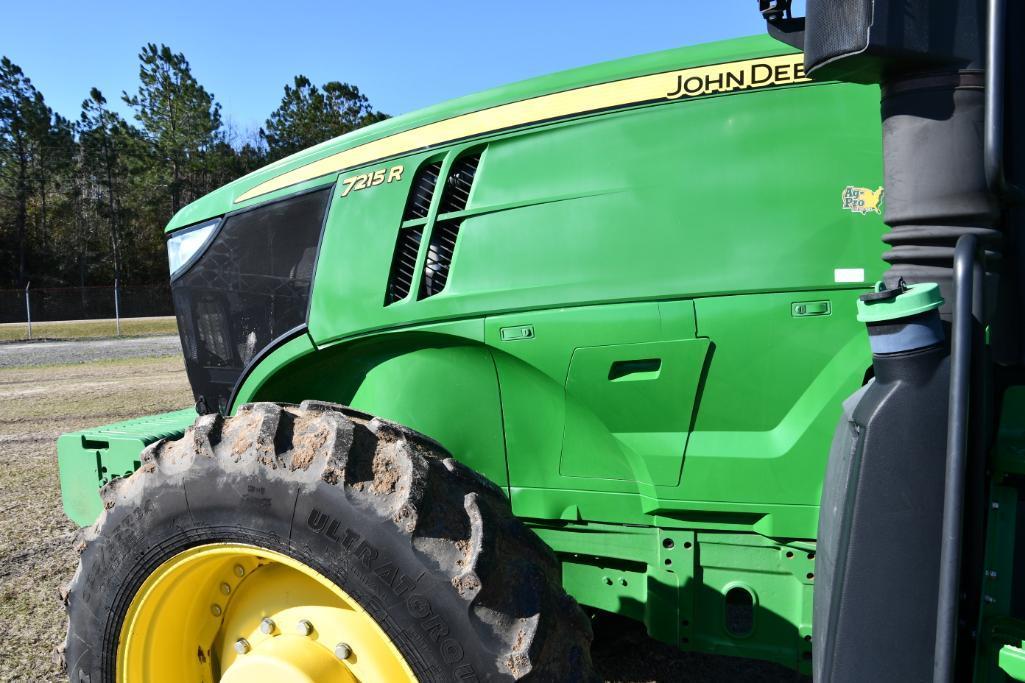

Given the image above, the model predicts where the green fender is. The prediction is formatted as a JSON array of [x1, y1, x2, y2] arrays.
[[233, 320, 509, 491]]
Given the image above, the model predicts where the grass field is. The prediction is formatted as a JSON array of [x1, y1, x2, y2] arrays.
[[0, 316, 177, 342], [0, 354, 192, 681]]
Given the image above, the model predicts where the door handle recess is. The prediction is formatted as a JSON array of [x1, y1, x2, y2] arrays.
[[608, 358, 662, 382]]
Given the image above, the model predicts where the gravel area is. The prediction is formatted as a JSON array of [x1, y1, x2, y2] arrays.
[[0, 335, 181, 368]]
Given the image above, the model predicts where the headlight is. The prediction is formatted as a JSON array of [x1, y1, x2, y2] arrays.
[[167, 219, 219, 277]]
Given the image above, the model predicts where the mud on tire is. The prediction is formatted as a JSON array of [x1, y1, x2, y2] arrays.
[[59, 401, 596, 681]]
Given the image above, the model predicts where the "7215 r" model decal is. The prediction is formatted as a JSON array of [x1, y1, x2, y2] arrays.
[[340, 165, 404, 197]]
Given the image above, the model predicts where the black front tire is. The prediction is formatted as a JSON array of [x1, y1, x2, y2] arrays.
[[59, 401, 596, 682]]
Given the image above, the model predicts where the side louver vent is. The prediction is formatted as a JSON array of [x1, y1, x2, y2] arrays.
[[419, 220, 462, 299], [438, 153, 480, 214], [387, 151, 482, 305], [402, 161, 442, 220], [384, 227, 424, 304]]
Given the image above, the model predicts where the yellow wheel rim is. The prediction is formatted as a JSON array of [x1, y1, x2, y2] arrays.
[[116, 543, 416, 683]]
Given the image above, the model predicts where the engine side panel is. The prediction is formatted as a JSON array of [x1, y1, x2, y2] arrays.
[[307, 77, 886, 346]]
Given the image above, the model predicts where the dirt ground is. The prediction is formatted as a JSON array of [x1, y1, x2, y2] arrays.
[[0, 347, 803, 682], [0, 355, 193, 681]]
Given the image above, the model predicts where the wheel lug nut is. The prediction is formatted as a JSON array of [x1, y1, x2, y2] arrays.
[[210, 604, 222, 617], [260, 618, 276, 634], [334, 642, 352, 660], [296, 619, 314, 636], [234, 638, 251, 655], [220, 582, 231, 595], [233, 564, 245, 577]]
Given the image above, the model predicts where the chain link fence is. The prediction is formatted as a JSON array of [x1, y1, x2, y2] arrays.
[[0, 283, 174, 326]]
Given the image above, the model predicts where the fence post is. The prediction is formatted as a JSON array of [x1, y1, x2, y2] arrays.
[[114, 279, 121, 337], [24, 282, 31, 340]]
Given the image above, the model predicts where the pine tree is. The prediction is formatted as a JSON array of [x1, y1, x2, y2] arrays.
[[0, 57, 61, 286], [261, 75, 387, 160], [123, 43, 222, 215], [0, 47, 380, 292], [80, 88, 133, 283]]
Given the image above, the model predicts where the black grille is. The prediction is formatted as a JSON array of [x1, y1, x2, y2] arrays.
[[171, 187, 330, 414], [438, 153, 480, 214], [419, 220, 461, 299], [402, 161, 442, 220], [385, 227, 424, 304]]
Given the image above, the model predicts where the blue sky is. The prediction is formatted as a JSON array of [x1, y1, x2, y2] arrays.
[[0, 2, 791, 137]]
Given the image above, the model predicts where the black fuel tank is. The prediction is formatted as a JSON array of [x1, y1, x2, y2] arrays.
[[814, 282, 950, 682]]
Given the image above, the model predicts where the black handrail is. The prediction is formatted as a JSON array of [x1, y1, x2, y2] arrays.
[[985, 0, 1022, 202], [933, 234, 983, 683], [985, 0, 1006, 196], [984, 0, 1008, 196]]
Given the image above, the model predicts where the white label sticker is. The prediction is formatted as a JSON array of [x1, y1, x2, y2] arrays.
[[834, 268, 865, 283]]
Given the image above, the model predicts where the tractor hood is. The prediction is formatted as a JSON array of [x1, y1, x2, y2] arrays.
[[165, 34, 789, 232]]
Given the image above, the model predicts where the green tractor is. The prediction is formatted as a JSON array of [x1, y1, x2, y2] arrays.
[[55, 1, 1025, 681]]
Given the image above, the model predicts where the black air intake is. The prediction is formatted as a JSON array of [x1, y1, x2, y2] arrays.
[[419, 220, 461, 299], [438, 153, 480, 214], [877, 73, 1001, 323], [402, 161, 442, 220], [384, 227, 423, 304]]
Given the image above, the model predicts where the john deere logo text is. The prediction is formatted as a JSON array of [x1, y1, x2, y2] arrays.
[[842, 186, 884, 215], [666, 55, 809, 100]]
